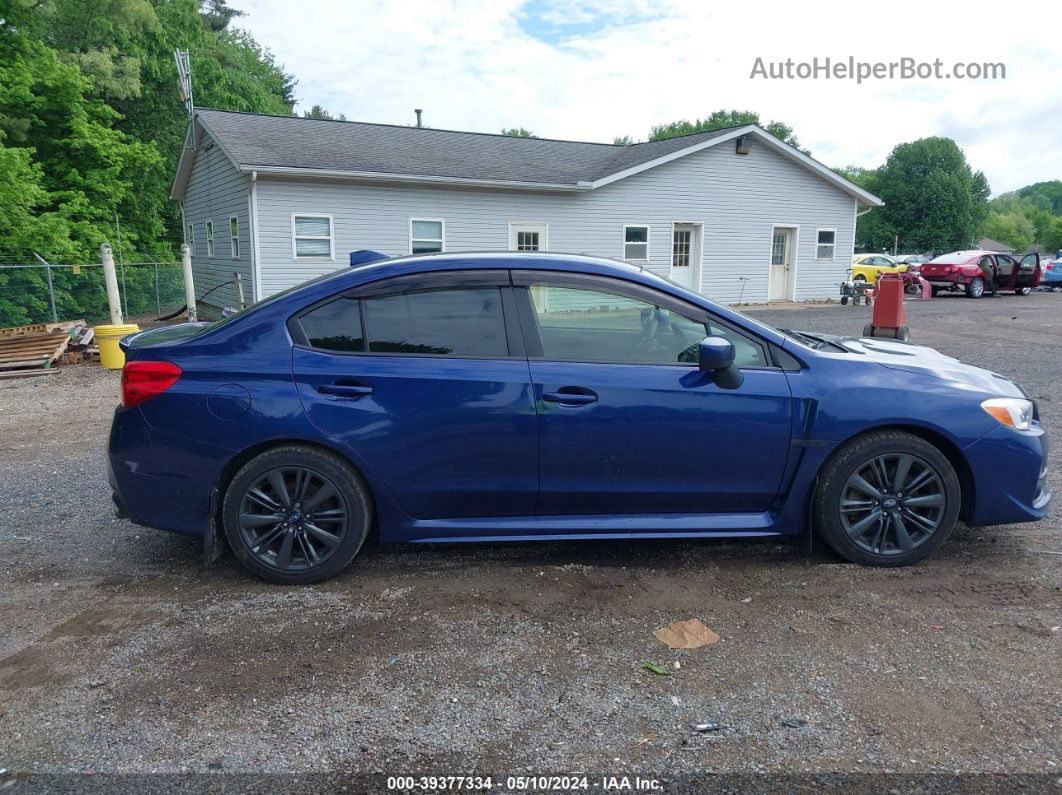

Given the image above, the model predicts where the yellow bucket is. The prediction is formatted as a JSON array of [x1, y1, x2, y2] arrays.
[[95, 324, 141, 370]]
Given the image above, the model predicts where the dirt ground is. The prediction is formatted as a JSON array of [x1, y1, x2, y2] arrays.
[[1, 292, 1060, 792]]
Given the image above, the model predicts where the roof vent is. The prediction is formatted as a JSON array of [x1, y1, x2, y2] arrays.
[[735, 136, 751, 155], [415, 109, 423, 128]]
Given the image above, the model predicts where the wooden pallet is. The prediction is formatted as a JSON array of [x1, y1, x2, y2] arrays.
[[0, 326, 76, 376]]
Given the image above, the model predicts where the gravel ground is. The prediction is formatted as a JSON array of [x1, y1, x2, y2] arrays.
[[1, 292, 1060, 792]]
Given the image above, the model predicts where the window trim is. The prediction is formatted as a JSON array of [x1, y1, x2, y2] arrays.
[[185, 223, 194, 250], [205, 220, 214, 257], [622, 224, 650, 262], [290, 213, 335, 262], [815, 228, 836, 261], [409, 217, 446, 255], [230, 216, 240, 259]]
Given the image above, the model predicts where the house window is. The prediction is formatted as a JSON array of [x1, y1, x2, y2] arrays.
[[623, 225, 649, 260], [410, 219, 445, 254], [816, 229, 836, 260], [206, 221, 214, 257], [185, 223, 194, 250], [230, 216, 240, 258], [292, 214, 334, 259]]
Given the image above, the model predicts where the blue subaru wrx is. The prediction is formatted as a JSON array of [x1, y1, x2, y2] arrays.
[[108, 253, 1051, 583]]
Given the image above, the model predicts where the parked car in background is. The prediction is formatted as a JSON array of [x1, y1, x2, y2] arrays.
[[1040, 258, 1062, 289], [108, 252, 1050, 584], [895, 254, 929, 268], [920, 251, 1042, 298], [852, 254, 922, 293]]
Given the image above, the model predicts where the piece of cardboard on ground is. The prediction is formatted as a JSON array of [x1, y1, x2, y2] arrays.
[[653, 618, 720, 649]]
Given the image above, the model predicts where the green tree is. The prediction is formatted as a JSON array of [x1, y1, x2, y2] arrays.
[[501, 127, 536, 138], [870, 137, 990, 252], [612, 135, 637, 146], [1016, 180, 1062, 214], [648, 109, 805, 152], [982, 212, 1033, 252], [303, 104, 347, 121]]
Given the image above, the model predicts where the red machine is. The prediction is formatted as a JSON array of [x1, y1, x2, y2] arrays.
[[863, 272, 910, 341]]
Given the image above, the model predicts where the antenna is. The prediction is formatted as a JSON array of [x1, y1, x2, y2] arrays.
[[174, 49, 196, 149]]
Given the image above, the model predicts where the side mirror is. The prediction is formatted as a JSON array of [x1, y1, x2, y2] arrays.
[[698, 336, 735, 371], [698, 336, 744, 389]]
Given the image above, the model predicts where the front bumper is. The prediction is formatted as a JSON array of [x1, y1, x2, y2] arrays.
[[964, 422, 1051, 526]]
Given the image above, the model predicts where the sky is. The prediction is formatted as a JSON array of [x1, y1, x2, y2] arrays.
[[233, 0, 1062, 194]]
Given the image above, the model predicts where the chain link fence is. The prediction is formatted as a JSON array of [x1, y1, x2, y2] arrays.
[[0, 262, 186, 328]]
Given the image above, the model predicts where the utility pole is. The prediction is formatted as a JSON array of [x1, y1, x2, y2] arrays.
[[100, 244, 123, 325]]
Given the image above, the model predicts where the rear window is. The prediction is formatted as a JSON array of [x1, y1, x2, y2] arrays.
[[364, 287, 508, 357], [299, 296, 364, 352]]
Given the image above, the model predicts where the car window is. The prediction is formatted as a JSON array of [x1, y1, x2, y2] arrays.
[[527, 284, 705, 365], [706, 318, 770, 368], [364, 287, 508, 357], [995, 254, 1016, 266], [299, 296, 364, 351]]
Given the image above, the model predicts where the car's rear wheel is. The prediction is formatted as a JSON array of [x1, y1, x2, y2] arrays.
[[813, 431, 961, 567], [1016, 286, 1032, 296], [966, 277, 985, 298], [223, 445, 372, 584]]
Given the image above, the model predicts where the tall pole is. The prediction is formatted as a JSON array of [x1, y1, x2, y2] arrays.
[[115, 213, 128, 317], [181, 243, 197, 322], [100, 244, 123, 325], [32, 253, 59, 324]]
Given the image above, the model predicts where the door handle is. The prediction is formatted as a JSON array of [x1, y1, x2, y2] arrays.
[[542, 388, 598, 407], [317, 383, 373, 399]]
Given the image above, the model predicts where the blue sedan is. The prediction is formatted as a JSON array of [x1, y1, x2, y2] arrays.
[[109, 253, 1051, 583]]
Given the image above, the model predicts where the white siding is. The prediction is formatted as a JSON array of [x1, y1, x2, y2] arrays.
[[180, 143, 253, 316], [252, 137, 857, 304]]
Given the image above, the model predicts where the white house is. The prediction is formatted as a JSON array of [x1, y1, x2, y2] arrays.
[[171, 109, 882, 316]]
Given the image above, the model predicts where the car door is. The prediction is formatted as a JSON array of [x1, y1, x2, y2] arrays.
[[512, 271, 793, 517], [1016, 253, 1041, 288], [290, 270, 538, 520]]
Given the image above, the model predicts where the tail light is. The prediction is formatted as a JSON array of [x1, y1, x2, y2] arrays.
[[122, 361, 182, 408]]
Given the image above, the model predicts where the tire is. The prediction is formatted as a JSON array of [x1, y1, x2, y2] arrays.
[[840, 295, 849, 305], [895, 326, 910, 342], [931, 287, 940, 297], [1016, 286, 1032, 296], [904, 283, 919, 295], [862, 324, 874, 337], [813, 431, 961, 567], [222, 445, 373, 584], [966, 277, 985, 298], [853, 275, 867, 284]]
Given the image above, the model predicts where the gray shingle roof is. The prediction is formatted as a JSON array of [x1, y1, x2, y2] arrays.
[[195, 108, 737, 185]]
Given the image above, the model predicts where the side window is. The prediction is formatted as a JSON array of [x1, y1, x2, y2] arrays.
[[707, 317, 769, 369], [299, 297, 364, 352], [526, 283, 706, 365], [365, 287, 508, 356]]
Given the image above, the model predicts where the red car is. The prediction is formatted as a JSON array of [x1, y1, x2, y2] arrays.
[[920, 251, 1041, 298]]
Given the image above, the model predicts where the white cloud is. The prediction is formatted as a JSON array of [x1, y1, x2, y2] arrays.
[[234, 0, 1062, 193]]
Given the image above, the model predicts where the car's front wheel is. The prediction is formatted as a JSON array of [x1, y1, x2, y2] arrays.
[[813, 431, 961, 567], [222, 445, 372, 584]]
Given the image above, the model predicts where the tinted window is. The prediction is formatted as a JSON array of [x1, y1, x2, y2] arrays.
[[365, 287, 508, 356], [299, 297, 364, 352], [527, 284, 706, 365]]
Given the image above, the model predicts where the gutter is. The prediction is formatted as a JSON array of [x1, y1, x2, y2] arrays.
[[239, 165, 589, 193]]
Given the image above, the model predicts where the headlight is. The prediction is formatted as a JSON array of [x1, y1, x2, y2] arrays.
[[981, 397, 1034, 431]]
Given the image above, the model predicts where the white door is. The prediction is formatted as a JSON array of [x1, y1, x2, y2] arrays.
[[670, 224, 701, 291], [769, 227, 794, 301], [510, 223, 548, 252]]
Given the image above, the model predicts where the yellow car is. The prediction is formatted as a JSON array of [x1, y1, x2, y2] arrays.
[[851, 253, 909, 284]]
